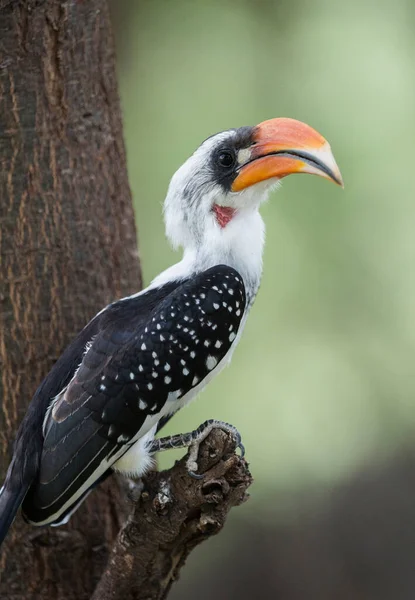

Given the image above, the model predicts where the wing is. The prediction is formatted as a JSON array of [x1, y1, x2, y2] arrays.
[[22, 265, 246, 525], [3, 313, 102, 495], [0, 307, 103, 546]]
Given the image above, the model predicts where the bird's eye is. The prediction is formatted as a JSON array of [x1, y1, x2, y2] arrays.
[[217, 151, 235, 169]]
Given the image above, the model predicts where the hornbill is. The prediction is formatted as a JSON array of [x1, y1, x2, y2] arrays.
[[0, 117, 343, 545]]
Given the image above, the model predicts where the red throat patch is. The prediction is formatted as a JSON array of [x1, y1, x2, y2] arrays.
[[213, 204, 236, 228]]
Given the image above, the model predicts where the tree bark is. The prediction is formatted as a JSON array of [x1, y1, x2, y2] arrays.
[[0, 1, 141, 598]]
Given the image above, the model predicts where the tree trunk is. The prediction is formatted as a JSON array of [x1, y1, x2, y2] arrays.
[[0, 1, 141, 598]]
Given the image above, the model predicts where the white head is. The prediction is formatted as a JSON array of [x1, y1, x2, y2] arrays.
[[160, 118, 343, 295]]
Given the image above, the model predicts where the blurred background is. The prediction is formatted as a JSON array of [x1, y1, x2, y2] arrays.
[[110, 1, 415, 597]]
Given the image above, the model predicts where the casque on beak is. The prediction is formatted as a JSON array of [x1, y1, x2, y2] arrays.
[[231, 117, 343, 192]]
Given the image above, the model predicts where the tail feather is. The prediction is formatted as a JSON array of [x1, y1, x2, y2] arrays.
[[0, 483, 30, 548]]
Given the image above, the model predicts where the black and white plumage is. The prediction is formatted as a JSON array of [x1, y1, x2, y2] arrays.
[[0, 117, 342, 543], [25, 266, 245, 526]]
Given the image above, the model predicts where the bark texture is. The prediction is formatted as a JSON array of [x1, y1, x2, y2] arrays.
[[0, 1, 141, 598], [92, 430, 252, 600]]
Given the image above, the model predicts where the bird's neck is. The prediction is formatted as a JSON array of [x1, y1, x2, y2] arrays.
[[152, 209, 265, 303]]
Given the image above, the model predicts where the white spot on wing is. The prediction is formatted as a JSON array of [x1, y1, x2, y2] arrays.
[[206, 355, 218, 370]]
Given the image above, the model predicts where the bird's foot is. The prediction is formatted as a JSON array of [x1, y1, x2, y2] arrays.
[[149, 419, 244, 479], [185, 420, 244, 478]]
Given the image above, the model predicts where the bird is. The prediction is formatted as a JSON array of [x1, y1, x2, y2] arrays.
[[0, 117, 343, 546]]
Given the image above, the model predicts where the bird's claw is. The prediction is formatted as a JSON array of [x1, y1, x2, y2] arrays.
[[185, 419, 245, 479], [187, 469, 205, 480], [231, 429, 245, 457], [186, 458, 204, 479]]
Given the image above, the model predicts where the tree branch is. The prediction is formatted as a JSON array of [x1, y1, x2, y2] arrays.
[[92, 430, 253, 600]]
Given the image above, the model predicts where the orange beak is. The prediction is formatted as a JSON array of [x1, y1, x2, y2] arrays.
[[231, 117, 343, 192]]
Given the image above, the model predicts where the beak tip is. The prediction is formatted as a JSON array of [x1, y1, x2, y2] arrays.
[[332, 164, 344, 189], [334, 172, 344, 189]]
